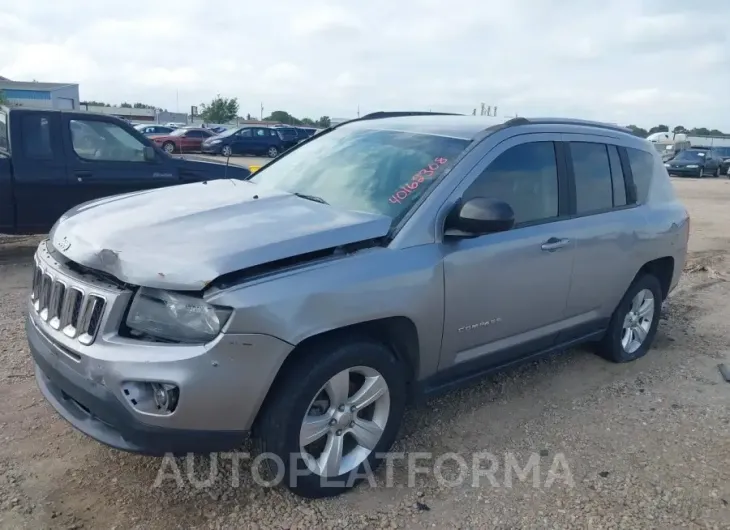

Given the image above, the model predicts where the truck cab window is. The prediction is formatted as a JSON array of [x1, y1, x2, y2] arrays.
[[22, 116, 53, 159], [70, 120, 147, 162]]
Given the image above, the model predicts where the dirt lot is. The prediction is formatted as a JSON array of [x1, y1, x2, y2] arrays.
[[1, 178, 729, 529]]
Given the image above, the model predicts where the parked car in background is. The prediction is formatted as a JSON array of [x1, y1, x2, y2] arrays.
[[0, 106, 251, 234], [164, 122, 186, 129], [275, 127, 303, 150], [25, 112, 688, 499], [151, 127, 216, 154], [297, 127, 318, 138], [201, 126, 284, 157], [134, 124, 175, 136], [711, 146, 730, 175], [664, 148, 724, 178]]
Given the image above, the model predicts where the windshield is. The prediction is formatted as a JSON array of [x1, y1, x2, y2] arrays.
[[216, 127, 241, 138], [249, 127, 470, 225], [674, 150, 706, 162]]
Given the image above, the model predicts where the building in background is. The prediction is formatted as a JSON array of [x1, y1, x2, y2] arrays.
[[0, 78, 79, 109]]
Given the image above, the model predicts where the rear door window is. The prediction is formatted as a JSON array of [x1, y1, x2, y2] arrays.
[[607, 145, 627, 207], [569, 142, 613, 214]]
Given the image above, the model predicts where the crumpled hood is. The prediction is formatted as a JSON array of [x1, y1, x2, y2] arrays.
[[49, 179, 391, 290]]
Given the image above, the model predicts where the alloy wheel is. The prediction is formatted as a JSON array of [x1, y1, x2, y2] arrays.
[[299, 366, 390, 478], [621, 288, 655, 354]]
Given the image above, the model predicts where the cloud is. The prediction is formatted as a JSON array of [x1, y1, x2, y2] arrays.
[[0, 0, 727, 130]]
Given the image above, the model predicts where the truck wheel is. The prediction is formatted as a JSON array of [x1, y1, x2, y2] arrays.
[[595, 274, 663, 363], [255, 337, 407, 498], [162, 142, 176, 154], [267, 146, 279, 158]]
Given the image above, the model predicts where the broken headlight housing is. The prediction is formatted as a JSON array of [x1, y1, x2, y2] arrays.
[[126, 288, 232, 343]]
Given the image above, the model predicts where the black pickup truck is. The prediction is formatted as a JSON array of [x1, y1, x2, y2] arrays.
[[0, 106, 251, 235]]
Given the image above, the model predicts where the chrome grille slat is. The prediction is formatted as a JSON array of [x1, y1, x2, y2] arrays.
[[31, 261, 107, 345]]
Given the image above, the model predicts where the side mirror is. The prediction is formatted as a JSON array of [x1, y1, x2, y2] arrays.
[[143, 146, 156, 162], [445, 197, 515, 237]]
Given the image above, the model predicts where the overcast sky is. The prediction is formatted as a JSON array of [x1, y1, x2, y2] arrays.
[[1, 0, 728, 130]]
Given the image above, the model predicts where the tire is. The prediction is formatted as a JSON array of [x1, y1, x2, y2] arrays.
[[255, 337, 407, 498], [595, 274, 663, 363], [714, 167, 721, 178], [162, 142, 176, 154], [221, 145, 232, 157], [267, 146, 279, 158], [698, 167, 704, 178]]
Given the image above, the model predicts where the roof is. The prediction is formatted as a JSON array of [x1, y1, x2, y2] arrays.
[[0, 80, 78, 91], [340, 113, 633, 140]]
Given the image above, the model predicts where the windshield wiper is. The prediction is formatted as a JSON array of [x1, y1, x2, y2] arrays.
[[293, 192, 329, 205]]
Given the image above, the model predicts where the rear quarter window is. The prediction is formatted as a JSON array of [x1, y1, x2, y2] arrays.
[[626, 148, 654, 203]]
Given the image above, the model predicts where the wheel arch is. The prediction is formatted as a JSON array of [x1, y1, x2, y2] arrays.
[[252, 316, 420, 429]]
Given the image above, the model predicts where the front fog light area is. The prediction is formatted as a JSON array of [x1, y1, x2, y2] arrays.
[[125, 287, 232, 343], [122, 381, 180, 415]]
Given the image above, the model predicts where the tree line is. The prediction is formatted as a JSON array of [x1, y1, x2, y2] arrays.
[[198, 96, 330, 128], [625, 124, 728, 138]]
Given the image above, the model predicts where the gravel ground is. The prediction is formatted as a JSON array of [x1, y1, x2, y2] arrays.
[[1, 178, 729, 529]]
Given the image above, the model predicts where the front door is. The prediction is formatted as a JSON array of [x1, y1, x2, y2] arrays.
[[439, 136, 575, 370], [63, 116, 178, 208]]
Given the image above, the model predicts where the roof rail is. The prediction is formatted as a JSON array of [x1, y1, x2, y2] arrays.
[[327, 110, 464, 131], [519, 117, 632, 134]]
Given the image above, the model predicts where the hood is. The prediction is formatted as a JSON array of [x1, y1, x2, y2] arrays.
[[49, 180, 391, 291], [668, 159, 702, 166]]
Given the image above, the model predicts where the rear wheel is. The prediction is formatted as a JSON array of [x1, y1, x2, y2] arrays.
[[595, 274, 663, 363], [255, 337, 406, 498], [267, 146, 279, 158]]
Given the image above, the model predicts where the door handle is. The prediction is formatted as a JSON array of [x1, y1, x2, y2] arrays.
[[541, 237, 570, 252], [75, 171, 92, 182]]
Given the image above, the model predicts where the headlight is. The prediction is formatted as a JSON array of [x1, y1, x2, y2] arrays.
[[686, 164, 699, 168], [664, 163, 670, 167], [126, 288, 232, 343], [210, 139, 222, 145]]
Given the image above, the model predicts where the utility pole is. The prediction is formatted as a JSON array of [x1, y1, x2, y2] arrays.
[[357, 104, 360, 118], [260, 102, 264, 121]]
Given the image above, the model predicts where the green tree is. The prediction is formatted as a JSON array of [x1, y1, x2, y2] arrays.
[[648, 124, 669, 134], [300, 117, 316, 126], [690, 127, 711, 136], [81, 100, 111, 107], [316, 116, 331, 128], [672, 125, 686, 134], [625, 125, 648, 137], [264, 110, 301, 125], [708, 129, 727, 136], [120, 102, 132, 108], [200, 95, 239, 123]]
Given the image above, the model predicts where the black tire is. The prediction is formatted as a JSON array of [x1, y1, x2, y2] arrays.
[[162, 141, 176, 154], [715, 167, 721, 178], [221, 145, 232, 157], [595, 274, 663, 363], [267, 146, 279, 158], [255, 337, 407, 498]]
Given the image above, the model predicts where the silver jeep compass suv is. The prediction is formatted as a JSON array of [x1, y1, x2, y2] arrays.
[[26, 112, 689, 498]]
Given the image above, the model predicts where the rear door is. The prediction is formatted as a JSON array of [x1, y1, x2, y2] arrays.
[[181, 129, 210, 152], [9, 111, 72, 233], [558, 136, 645, 340], [62, 115, 179, 206]]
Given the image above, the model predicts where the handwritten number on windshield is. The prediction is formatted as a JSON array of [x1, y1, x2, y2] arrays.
[[389, 157, 449, 204]]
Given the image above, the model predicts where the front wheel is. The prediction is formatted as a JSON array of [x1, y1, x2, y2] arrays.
[[255, 337, 407, 498], [267, 146, 279, 158], [162, 142, 176, 154], [595, 274, 663, 363], [715, 167, 721, 178], [221, 145, 232, 157]]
